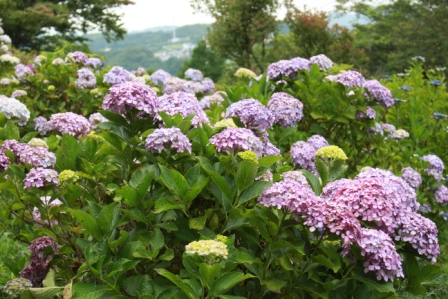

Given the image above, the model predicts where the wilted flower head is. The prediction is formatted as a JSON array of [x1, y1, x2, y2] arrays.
[[185, 240, 228, 260], [156, 92, 210, 127], [151, 69, 171, 86], [102, 81, 158, 117], [145, 127, 192, 154], [46, 112, 91, 137], [0, 96, 30, 125], [226, 99, 274, 131], [58, 170, 80, 183], [66, 51, 88, 64], [267, 92, 303, 127], [363, 80, 394, 108], [401, 167, 422, 189], [434, 185, 448, 205], [310, 54, 333, 71], [210, 127, 264, 156], [421, 154, 445, 181], [356, 106, 376, 119], [235, 68, 256, 78], [75, 68, 96, 89], [316, 145, 348, 160], [336, 70, 365, 87], [24, 168, 59, 189], [185, 68, 204, 82], [103, 66, 133, 85], [3, 278, 32, 298]]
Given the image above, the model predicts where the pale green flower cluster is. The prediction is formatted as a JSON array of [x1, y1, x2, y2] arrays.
[[315, 145, 348, 160], [238, 150, 258, 164], [3, 278, 32, 298], [235, 68, 256, 78], [214, 118, 237, 128], [391, 129, 409, 139], [214, 235, 228, 243], [28, 138, 49, 149], [185, 240, 228, 259], [58, 170, 80, 183]]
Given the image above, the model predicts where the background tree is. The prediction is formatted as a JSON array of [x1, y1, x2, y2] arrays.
[[179, 40, 226, 82], [191, 0, 280, 72], [0, 0, 134, 51]]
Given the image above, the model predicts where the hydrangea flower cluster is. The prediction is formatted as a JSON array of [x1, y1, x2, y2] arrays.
[[0, 96, 30, 125], [24, 168, 59, 189], [336, 70, 365, 87], [0, 151, 10, 172], [185, 240, 228, 260], [237, 151, 258, 164], [422, 154, 445, 181], [235, 68, 256, 78], [401, 167, 422, 189], [34, 116, 49, 135], [66, 51, 88, 64], [145, 128, 192, 154], [20, 236, 60, 287], [51, 58, 64, 65], [267, 92, 303, 127], [291, 141, 319, 174], [20, 146, 56, 168], [307, 135, 330, 150], [11, 90, 27, 98], [363, 80, 395, 108], [200, 78, 215, 94], [214, 118, 237, 128], [209, 127, 264, 156], [316, 145, 348, 160], [0, 53, 20, 64], [391, 129, 410, 139], [185, 68, 204, 82], [199, 91, 225, 109], [15, 64, 33, 78], [75, 68, 96, 89], [28, 137, 49, 149], [58, 170, 80, 183], [150, 69, 171, 86], [309, 54, 333, 71], [103, 66, 133, 85], [102, 81, 158, 118], [46, 112, 91, 137], [280, 170, 309, 186], [156, 92, 210, 127], [88, 112, 108, 129], [3, 278, 33, 298], [226, 99, 274, 131], [85, 57, 102, 68], [356, 106, 376, 119], [267, 57, 310, 80], [434, 185, 448, 205], [162, 76, 214, 95], [381, 123, 396, 134]]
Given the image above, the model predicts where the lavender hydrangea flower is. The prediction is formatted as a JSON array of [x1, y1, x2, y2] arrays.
[[20, 146, 56, 168], [11, 90, 27, 98], [135, 67, 146, 75], [419, 203, 432, 214], [46, 112, 91, 137], [15, 64, 33, 78], [401, 167, 422, 189], [199, 91, 225, 109], [267, 92, 304, 127], [356, 106, 376, 119], [0, 151, 10, 172], [151, 69, 171, 86], [66, 51, 88, 64], [145, 128, 192, 154], [163, 77, 191, 94], [226, 99, 274, 131], [156, 92, 209, 126], [88, 112, 108, 129], [290, 141, 317, 174], [267, 57, 310, 80], [1, 140, 29, 161], [434, 185, 448, 205], [336, 70, 365, 87], [0, 96, 30, 125], [209, 127, 264, 156], [24, 168, 59, 189], [103, 66, 133, 85], [102, 81, 158, 118], [363, 80, 394, 108], [310, 54, 333, 71], [422, 154, 445, 181], [369, 122, 384, 135], [267, 60, 289, 80], [34, 116, 49, 135], [85, 57, 102, 68], [200, 78, 215, 94], [381, 123, 396, 134], [307, 135, 329, 151], [185, 68, 204, 82], [75, 68, 96, 89]]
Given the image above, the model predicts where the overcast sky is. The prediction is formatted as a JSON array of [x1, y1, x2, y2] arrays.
[[116, 0, 338, 32]]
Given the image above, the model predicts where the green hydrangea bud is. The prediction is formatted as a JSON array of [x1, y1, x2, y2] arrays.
[[315, 145, 348, 160], [237, 151, 258, 164], [235, 68, 256, 78], [58, 170, 79, 183]]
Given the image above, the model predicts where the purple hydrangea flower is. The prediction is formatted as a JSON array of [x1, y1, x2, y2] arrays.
[[209, 127, 264, 156], [156, 92, 210, 127], [310, 54, 333, 71], [103, 66, 133, 85], [102, 81, 158, 118], [66, 51, 88, 64], [267, 57, 310, 80], [24, 168, 59, 189], [336, 70, 365, 87], [163, 77, 192, 94], [151, 69, 171, 86], [34, 116, 49, 135], [419, 203, 432, 214], [75, 68, 96, 89], [135, 67, 146, 75], [88, 112, 108, 129], [145, 128, 192, 153], [226, 99, 274, 131], [267, 60, 289, 80], [434, 185, 448, 205], [363, 80, 394, 108], [85, 57, 102, 68], [422, 155, 445, 182], [261, 139, 281, 157], [356, 106, 376, 119], [1, 140, 28, 163], [381, 123, 396, 134], [200, 78, 215, 94], [185, 68, 204, 82], [401, 167, 422, 189], [15, 64, 33, 78], [0, 151, 10, 172], [46, 112, 91, 137], [199, 91, 225, 109], [20, 146, 56, 168], [290, 141, 318, 174], [307, 135, 329, 151], [369, 122, 384, 135], [267, 92, 304, 127]]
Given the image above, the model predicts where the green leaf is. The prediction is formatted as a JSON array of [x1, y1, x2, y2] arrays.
[[202, 167, 233, 212], [185, 178, 210, 203], [236, 161, 258, 192], [258, 156, 282, 167], [55, 135, 81, 171], [98, 110, 130, 128], [155, 268, 199, 299], [314, 157, 329, 186], [223, 218, 251, 233], [354, 275, 395, 294], [70, 209, 102, 240], [98, 202, 121, 237], [159, 164, 189, 199], [123, 275, 154, 297], [42, 269, 56, 287], [328, 165, 347, 182], [207, 272, 254, 298], [117, 186, 138, 207], [261, 279, 287, 293], [403, 253, 426, 295], [129, 165, 156, 188], [99, 132, 123, 151], [20, 131, 39, 143], [148, 227, 164, 258], [154, 197, 185, 213], [300, 170, 322, 195], [4, 120, 20, 140], [28, 287, 64, 299], [72, 283, 111, 299], [313, 255, 339, 273], [189, 215, 207, 230], [98, 122, 132, 140], [238, 181, 272, 206]]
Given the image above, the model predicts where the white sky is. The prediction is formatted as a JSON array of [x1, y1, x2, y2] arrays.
[[116, 0, 338, 32]]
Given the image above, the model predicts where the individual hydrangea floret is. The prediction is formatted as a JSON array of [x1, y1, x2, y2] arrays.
[[20, 146, 56, 168], [401, 167, 422, 189], [11, 90, 27, 98], [24, 168, 59, 189], [3, 278, 33, 298], [66, 51, 88, 64], [235, 68, 256, 78], [34, 116, 49, 135], [363, 80, 394, 108], [150, 69, 171, 86], [145, 128, 192, 154], [15, 64, 33, 78], [103, 66, 133, 85], [290, 141, 318, 174], [237, 151, 258, 164], [58, 170, 80, 183], [0, 96, 30, 125], [267, 92, 303, 127], [75, 68, 96, 89], [47, 112, 91, 137], [310, 54, 333, 71], [356, 106, 376, 119], [434, 185, 448, 205], [209, 127, 264, 157], [102, 81, 158, 118], [391, 129, 409, 139], [185, 68, 204, 82], [421, 154, 445, 182], [226, 99, 274, 131], [336, 70, 365, 87], [199, 91, 225, 109], [315, 145, 348, 160], [185, 240, 228, 260]]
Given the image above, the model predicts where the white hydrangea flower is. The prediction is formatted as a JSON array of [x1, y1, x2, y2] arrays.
[[0, 96, 30, 125], [391, 129, 410, 139], [0, 34, 11, 44], [0, 53, 20, 64], [185, 240, 228, 259]]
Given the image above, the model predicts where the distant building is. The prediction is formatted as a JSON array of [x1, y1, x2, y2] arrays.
[[154, 42, 196, 61]]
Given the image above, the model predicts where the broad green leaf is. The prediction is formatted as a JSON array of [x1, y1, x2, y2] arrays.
[[313, 255, 339, 273], [98, 110, 129, 128], [148, 227, 164, 258], [185, 178, 210, 203], [98, 121, 132, 140], [4, 120, 20, 140], [159, 164, 189, 199], [236, 161, 258, 192], [72, 283, 111, 299], [129, 165, 156, 188], [258, 156, 282, 167], [28, 287, 64, 299], [223, 218, 251, 232], [314, 157, 329, 186], [300, 170, 322, 195], [70, 209, 102, 240], [155, 268, 198, 299], [189, 215, 207, 230], [154, 197, 184, 213], [354, 275, 395, 294], [403, 253, 426, 295], [123, 275, 154, 297], [261, 279, 287, 293], [203, 167, 233, 212], [238, 181, 272, 206], [207, 272, 254, 298], [117, 186, 138, 207], [99, 132, 123, 151], [55, 135, 81, 171], [98, 202, 121, 237]]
